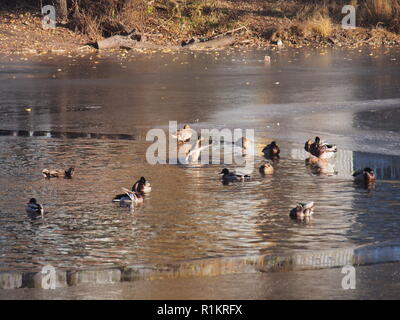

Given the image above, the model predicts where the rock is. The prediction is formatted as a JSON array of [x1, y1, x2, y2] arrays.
[[0, 272, 23, 289], [22, 269, 68, 289], [67, 269, 121, 285]]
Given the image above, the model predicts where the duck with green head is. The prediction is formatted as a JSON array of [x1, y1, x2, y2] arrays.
[[26, 198, 44, 218], [219, 168, 250, 183]]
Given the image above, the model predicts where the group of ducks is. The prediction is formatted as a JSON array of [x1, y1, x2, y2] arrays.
[[25, 125, 377, 222], [26, 173, 152, 217], [219, 135, 376, 220], [26, 168, 76, 218]]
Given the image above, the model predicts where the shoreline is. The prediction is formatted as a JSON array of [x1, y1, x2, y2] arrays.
[[1, 9, 400, 56]]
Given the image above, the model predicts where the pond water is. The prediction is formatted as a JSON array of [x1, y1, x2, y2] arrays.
[[0, 47, 400, 273]]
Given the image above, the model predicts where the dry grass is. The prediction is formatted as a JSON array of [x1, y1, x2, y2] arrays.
[[2, 0, 400, 42], [361, 0, 400, 32], [303, 13, 333, 38]]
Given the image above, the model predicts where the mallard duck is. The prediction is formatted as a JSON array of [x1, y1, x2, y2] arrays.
[[305, 137, 337, 159], [132, 177, 152, 194], [353, 167, 376, 184], [171, 124, 192, 143], [219, 168, 250, 183], [26, 198, 44, 217], [42, 167, 74, 179], [290, 202, 314, 219], [262, 141, 280, 158], [259, 161, 274, 175], [113, 187, 144, 204]]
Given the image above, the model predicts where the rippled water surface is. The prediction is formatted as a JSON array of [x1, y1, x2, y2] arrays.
[[1, 48, 400, 272]]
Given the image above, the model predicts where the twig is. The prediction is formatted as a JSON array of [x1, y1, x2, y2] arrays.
[[354, 36, 376, 47], [217, 26, 249, 38]]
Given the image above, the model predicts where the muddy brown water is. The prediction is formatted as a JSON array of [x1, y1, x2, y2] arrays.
[[0, 47, 400, 298]]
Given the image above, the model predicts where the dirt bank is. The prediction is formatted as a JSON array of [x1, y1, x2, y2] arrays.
[[1, 1, 400, 55]]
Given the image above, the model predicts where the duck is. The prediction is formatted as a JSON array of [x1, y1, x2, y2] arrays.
[[353, 167, 376, 184], [184, 136, 210, 164], [26, 198, 44, 217], [290, 202, 314, 220], [113, 187, 144, 204], [42, 167, 74, 179], [171, 124, 192, 143], [262, 141, 280, 159], [259, 161, 274, 175], [219, 168, 250, 183], [305, 137, 337, 159], [132, 177, 152, 194]]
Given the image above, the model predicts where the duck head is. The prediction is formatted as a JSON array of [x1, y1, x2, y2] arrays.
[[315, 136, 321, 144], [219, 168, 230, 175], [29, 198, 37, 204], [304, 140, 313, 152], [140, 176, 146, 183]]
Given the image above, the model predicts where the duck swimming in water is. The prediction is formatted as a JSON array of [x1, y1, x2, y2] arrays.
[[262, 141, 280, 159], [290, 202, 314, 220], [42, 167, 74, 179], [259, 161, 274, 175], [219, 168, 250, 183], [353, 167, 376, 185], [113, 188, 144, 204], [305, 137, 337, 160], [171, 124, 193, 143], [26, 198, 44, 217]]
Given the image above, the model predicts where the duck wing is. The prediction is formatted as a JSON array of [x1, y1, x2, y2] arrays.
[[185, 144, 210, 163], [302, 201, 314, 209], [122, 187, 137, 202]]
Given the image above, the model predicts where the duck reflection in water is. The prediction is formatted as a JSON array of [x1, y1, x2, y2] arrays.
[[305, 156, 336, 176]]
